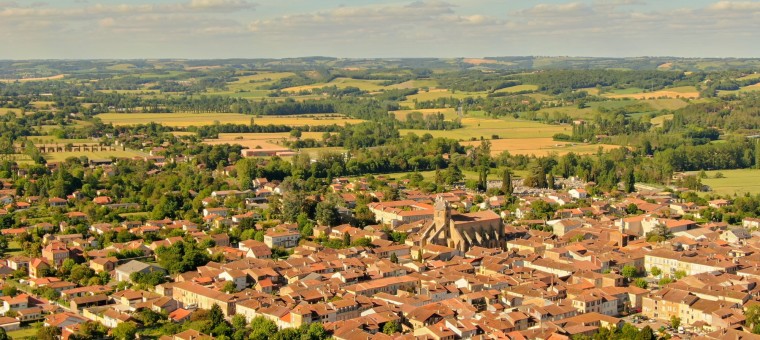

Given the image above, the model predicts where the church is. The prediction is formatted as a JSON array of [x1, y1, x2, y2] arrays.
[[419, 196, 505, 252]]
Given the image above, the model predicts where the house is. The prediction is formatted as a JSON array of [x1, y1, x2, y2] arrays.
[[41, 242, 70, 267], [171, 281, 237, 317], [0, 316, 20, 331], [551, 218, 584, 237], [644, 248, 739, 277], [168, 308, 193, 323], [238, 240, 272, 259], [30, 258, 51, 278], [6, 256, 31, 272], [48, 197, 68, 208], [264, 228, 300, 249], [83, 307, 133, 328], [218, 270, 248, 291], [15, 307, 44, 323], [743, 218, 760, 229], [114, 260, 166, 282], [45, 311, 88, 329], [70, 294, 109, 311], [0, 294, 29, 315], [89, 257, 119, 273], [708, 199, 730, 209], [569, 188, 588, 199], [93, 196, 113, 205], [202, 207, 229, 218], [720, 228, 751, 244]]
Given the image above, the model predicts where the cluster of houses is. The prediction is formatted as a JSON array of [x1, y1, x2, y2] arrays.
[[2, 170, 760, 340]]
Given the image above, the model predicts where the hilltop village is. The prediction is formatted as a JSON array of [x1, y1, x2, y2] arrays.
[[0, 155, 759, 340]]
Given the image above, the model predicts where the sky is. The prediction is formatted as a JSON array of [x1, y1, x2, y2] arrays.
[[0, 0, 758, 59]]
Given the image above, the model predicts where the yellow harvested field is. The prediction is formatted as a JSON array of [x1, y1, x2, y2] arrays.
[[231, 72, 295, 84], [31, 101, 55, 109], [406, 89, 487, 101], [0, 108, 20, 115], [385, 79, 438, 90], [43, 150, 148, 162], [97, 113, 364, 127], [604, 86, 699, 99], [463, 58, 498, 65], [578, 87, 600, 95], [0, 74, 65, 83], [462, 138, 620, 156], [203, 132, 323, 150]]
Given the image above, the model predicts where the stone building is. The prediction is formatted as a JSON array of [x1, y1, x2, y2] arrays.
[[419, 196, 504, 253]]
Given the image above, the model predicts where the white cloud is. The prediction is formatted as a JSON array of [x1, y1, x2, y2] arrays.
[[708, 1, 760, 11], [0, 0, 759, 58], [189, 0, 255, 11]]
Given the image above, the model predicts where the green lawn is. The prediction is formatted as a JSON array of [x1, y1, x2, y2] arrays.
[[698, 169, 760, 196], [7, 240, 24, 256], [8, 326, 38, 339]]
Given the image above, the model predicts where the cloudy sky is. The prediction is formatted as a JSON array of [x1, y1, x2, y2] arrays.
[[0, 0, 758, 59]]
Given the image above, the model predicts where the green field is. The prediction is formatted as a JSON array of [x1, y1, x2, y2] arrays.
[[718, 83, 760, 96], [399, 89, 488, 108], [495, 85, 539, 93], [608, 88, 645, 94], [531, 98, 686, 120], [7, 240, 23, 256], [97, 113, 365, 127], [324, 78, 388, 91], [210, 72, 296, 98], [698, 169, 760, 196], [7, 326, 38, 339], [401, 117, 567, 141], [283, 77, 388, 93], [737, 73, 760, 81], [651, 114, 674, 127]]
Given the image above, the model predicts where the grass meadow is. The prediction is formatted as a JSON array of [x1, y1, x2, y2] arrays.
[[698, 169, 760, 196]]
